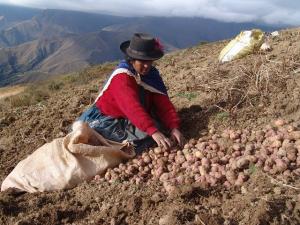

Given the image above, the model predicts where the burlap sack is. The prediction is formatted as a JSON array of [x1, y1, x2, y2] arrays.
[[1, 122, 135, 193]]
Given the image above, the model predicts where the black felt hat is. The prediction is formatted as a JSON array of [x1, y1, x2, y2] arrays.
[[120, 33, 164, 60]]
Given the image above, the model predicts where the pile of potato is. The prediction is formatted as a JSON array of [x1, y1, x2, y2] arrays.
[[97, 119, 300, 189]]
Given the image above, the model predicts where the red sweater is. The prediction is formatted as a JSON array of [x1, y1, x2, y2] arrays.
[[95, 73, 180, 135]]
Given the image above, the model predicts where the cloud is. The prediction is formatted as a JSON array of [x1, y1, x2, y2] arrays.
[[1, 0, 300, 25]]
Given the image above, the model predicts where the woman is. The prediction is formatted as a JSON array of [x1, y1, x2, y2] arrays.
[[77, 33, 184, 153]]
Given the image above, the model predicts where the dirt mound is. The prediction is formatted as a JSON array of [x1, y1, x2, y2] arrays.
[[0, 27, 300, 224]]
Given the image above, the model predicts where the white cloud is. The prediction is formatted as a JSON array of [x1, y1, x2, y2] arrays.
[[0, 0, 299, 25]]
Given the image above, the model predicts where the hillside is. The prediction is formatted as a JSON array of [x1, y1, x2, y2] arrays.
[[0, 27, 300, 224], [0, 5, 282, 87]]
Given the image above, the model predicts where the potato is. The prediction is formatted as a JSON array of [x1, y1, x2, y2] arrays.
[[104, 172, 111, 181], [175, 155, 186, 164], [211, 166, 218, 173], [274, 119, 286, 127], [220, 156, 229, 164], [199, 165, 208, 176], [234, 178, 244, 186], [271, 140, 282, 148], [287, 152, 297, 162], [290, 131, 300, 140], [168, 153, 176, 161], [209, 177, 218, 186], [225, 170, 237, 184], [255, 160, 264, 168], [236, 158, 250, 169], [293, 168, 300, 176], [283, 170, 291, 176], [232, 151, 241, 158], [223, 181, 231, 189], [201, 157, 210, 168], [274, 159, 288, 172], [159, 173, 170, 182], [229, 131, 240, 140], [185, 154, 195, 163], [194, 151, 205, 159], [263, 165, 271, 172], [183, 143, 190, 149], [214, 172, 223, 179], [232, 143, 242, 151], [142, 155, 151, 164], [195, 142, 206, 151]]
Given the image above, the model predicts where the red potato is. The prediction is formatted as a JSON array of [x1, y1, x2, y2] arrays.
[[201, 157, 210, 169], [211, 165, 218, 173], [274, 159, 288, 172], [263, 165, 271, 172], [274, 119, 286, 127], [175, 155, 186, 164], [283, 170, 291, 176], [225, 170, 237, 184], [168, 153, 176, 161], [176, 150, 183, 156], [199, 165, 208, 176], [287, 152, 297, 161], [185, 154, 195, 163], [234, 179, 244, 186], [271, 140, 282, 148], [229, 131, 240, 140], [232, 143, 242, 151], [143, 155, 152, 164], [214, 172, 223, 179], [159, 173, 170, 182], [223, 181, 231, 189], [290, 131, 300, 140], [195, 142, 207, 151], [194, 151, 204, 159], [242, 155, 256, 164], [232, 151, 241, 157], [176, 175, 185, 184], [154, 147, 163, 154], [293, 168, 300, 176], [183, 143, 190, 149]]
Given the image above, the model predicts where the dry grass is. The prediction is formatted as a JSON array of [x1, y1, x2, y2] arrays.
[[0, 86, 26, 100], [192, 47, 300, 115], [0, 62, 115, 112]]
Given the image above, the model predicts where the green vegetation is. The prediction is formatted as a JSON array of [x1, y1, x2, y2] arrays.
[[248, 163, 257, 175], [175, 91, 197, 101], [215, 111, 230, 121]]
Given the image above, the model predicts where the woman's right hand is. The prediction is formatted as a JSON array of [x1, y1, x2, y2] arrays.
[[151, 131, 172, 150]]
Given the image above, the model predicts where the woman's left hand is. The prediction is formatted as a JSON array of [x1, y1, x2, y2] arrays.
[[170, 128, 185, 147]]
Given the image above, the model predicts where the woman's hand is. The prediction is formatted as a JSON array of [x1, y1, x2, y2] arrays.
[[170, 128, 185, 147], [151, 131, 172, 150]]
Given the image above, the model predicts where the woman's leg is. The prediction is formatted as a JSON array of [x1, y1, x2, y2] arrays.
[[76, 105, 128, 142]]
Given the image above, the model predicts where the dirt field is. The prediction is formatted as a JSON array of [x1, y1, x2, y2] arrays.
[[0, 27, 300, 225]]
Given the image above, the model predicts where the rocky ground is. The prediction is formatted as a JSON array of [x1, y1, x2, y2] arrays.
[[0, 27, 300, 225]]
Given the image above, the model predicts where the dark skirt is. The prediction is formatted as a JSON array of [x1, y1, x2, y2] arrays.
[[76, 104, 156, 153]]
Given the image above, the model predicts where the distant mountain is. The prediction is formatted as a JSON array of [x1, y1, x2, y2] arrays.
[[0, 5, 283, 86], [0, 4, 40, 30]]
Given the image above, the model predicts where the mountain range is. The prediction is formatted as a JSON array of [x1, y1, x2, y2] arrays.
[[0, 4, 284, 86]]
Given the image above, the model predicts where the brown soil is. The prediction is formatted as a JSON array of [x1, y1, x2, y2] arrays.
[[0, 27, 300, 225]]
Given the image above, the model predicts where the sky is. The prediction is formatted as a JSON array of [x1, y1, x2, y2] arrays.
[[1, 0, 300, 26]]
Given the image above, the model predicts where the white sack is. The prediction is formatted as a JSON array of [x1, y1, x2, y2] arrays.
[[219, 29, 264, 62], [1, 122, 135, 193]]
